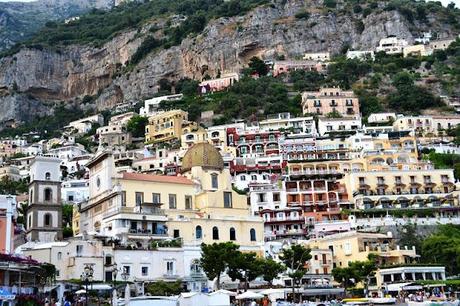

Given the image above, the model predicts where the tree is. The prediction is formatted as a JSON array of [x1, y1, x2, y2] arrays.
[[248, 57, 269, 76], [279, 244, 312, 302], [62, 204, 73, 227], [200, 242, 240, 289], [126, 115, 149, 138], [145, 280, 182, 296], [421, 224, 460, 275], [261, 258, 285, 285], [227, 252, 264, 291], [398, 222, 423, 253], [332, 255, 377, 296]]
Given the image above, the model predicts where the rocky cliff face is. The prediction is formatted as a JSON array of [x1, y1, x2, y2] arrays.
[[0, 0, 115, 52], [0, 0, 457, 124]]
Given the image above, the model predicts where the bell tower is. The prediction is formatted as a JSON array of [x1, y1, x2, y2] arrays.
[[26, 156, 63, 242]]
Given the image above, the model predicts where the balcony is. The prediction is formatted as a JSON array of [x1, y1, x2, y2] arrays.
[[320, 260, 332, 266], [103, 206, 165, 219]]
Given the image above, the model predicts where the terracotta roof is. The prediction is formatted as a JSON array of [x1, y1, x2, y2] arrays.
[[121, 172, 193, 185]]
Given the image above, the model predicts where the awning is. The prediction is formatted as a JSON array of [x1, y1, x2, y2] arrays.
[[386, 282, 414, 292], [85, 284, 113, 290], [402, 285, 423, 291]]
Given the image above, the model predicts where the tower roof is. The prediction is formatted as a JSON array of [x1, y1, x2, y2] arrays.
[[181, 142, 224, 173]]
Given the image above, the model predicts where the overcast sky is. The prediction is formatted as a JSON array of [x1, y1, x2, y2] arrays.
[[0, 0, 459, 6]]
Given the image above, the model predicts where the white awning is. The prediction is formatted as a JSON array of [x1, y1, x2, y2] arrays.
[[386, 282, 414, 292]]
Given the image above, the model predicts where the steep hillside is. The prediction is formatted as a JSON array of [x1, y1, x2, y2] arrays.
[[0, 0, 458, 126], [0, 0, 116, 52]]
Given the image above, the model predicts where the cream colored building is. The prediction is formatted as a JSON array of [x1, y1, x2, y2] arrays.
[[76, 143, 264, 253], [145, 110, 198, 144], [345, 169, 457, 210], [303, 52, 330, 62], [403, 44, 432, 57], [302, 87, 360, 117], [306, 231, 417, 268], [393, 115, 460, 136], [376, 37, 408, 54]]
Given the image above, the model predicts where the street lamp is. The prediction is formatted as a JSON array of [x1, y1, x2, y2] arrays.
[[80, 264, 94, 306], [112, 263, 118, 306]]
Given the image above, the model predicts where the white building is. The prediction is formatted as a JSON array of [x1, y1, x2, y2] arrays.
[[64, 114, 104, 135], [140, 94, 184, 117], [346, 50, 375, 61], [47, 145, 88, 161], [317, 117, 362, 136], [259, 113, 317, 136], [303, 52, 330, 62], [376, 37, 408, 54], [420, 143, 460, 155], [61, 179, 89, 204], [367, 113, 397, 124], [24, 143, 43, 156]]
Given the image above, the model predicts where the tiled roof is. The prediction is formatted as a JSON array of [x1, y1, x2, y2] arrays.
[[121, 172, 193, 185]]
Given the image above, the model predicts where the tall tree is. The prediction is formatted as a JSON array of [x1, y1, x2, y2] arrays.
[[279, 244, 311, 302], [200, 242, 240, 289], [261, 258, 285, 286], [228, 252, 264, 291]]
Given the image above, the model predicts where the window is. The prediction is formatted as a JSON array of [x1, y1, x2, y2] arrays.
[[152, 193, 161, 204], [212, 226, 219, 240], [45, 172, 51, 180], [250, 228, 256, 241], [141, 266, 148, 276], [30, 190, 33, 203], [120, 191, 126, 207], [44, 188, 53, 202], [169, 194, 177, 209], [44, 213, 52, 227], [211, 174, 218, 189], [173, 229, 180, 238], [105, 256, 112, 265], [240, 175, 246, 181], [229, 228, 236, 241], [135, 192, 144, 206], [28, 215, 32, 228], [123, 266, 130, 276], [196, 225, 202, 239], [57, 252, 62, 260], [185, 196, 192, 210], [251, 175, 257, 181], [224, 192, 232, 208], [166, 261, 174, 275], [190, 260, 201, 274], [76, 245, 83, 256]]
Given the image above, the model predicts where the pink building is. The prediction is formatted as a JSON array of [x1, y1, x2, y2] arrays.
[[302, 87, 360, 116], [273, 60, 327, 77], [199, 73, 239, 93]]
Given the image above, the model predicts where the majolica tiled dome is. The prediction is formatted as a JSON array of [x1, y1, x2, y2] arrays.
[[181, 142, 224, 173]]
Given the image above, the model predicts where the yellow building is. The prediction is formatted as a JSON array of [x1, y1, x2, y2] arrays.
[[76, 143, 264, 253], [145, 110, 198, 144], [307, 231, 417, 268]]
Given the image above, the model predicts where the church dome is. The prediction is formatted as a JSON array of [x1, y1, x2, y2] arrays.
[[181, 142, 224, 173]]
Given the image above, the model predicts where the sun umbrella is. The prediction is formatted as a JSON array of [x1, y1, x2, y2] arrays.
[[124, 284, 130, 305], [75, 289, 86, 295], [236, 291, 264, 300]]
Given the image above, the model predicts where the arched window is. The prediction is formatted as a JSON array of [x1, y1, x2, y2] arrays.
[[212, 226, 219, 240], [57, 252, 62, 260], [250, 228, 256, 242], [211, 174, 218, 189], [229, 227, 236, 241], [45, 172, 51, 180], [44, 188, 52, 202], [195, 225, 202, 239], [44, 213, 52, 227]]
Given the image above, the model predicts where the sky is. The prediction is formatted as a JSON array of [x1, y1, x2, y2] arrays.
[[0, 0, 459, 6]]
